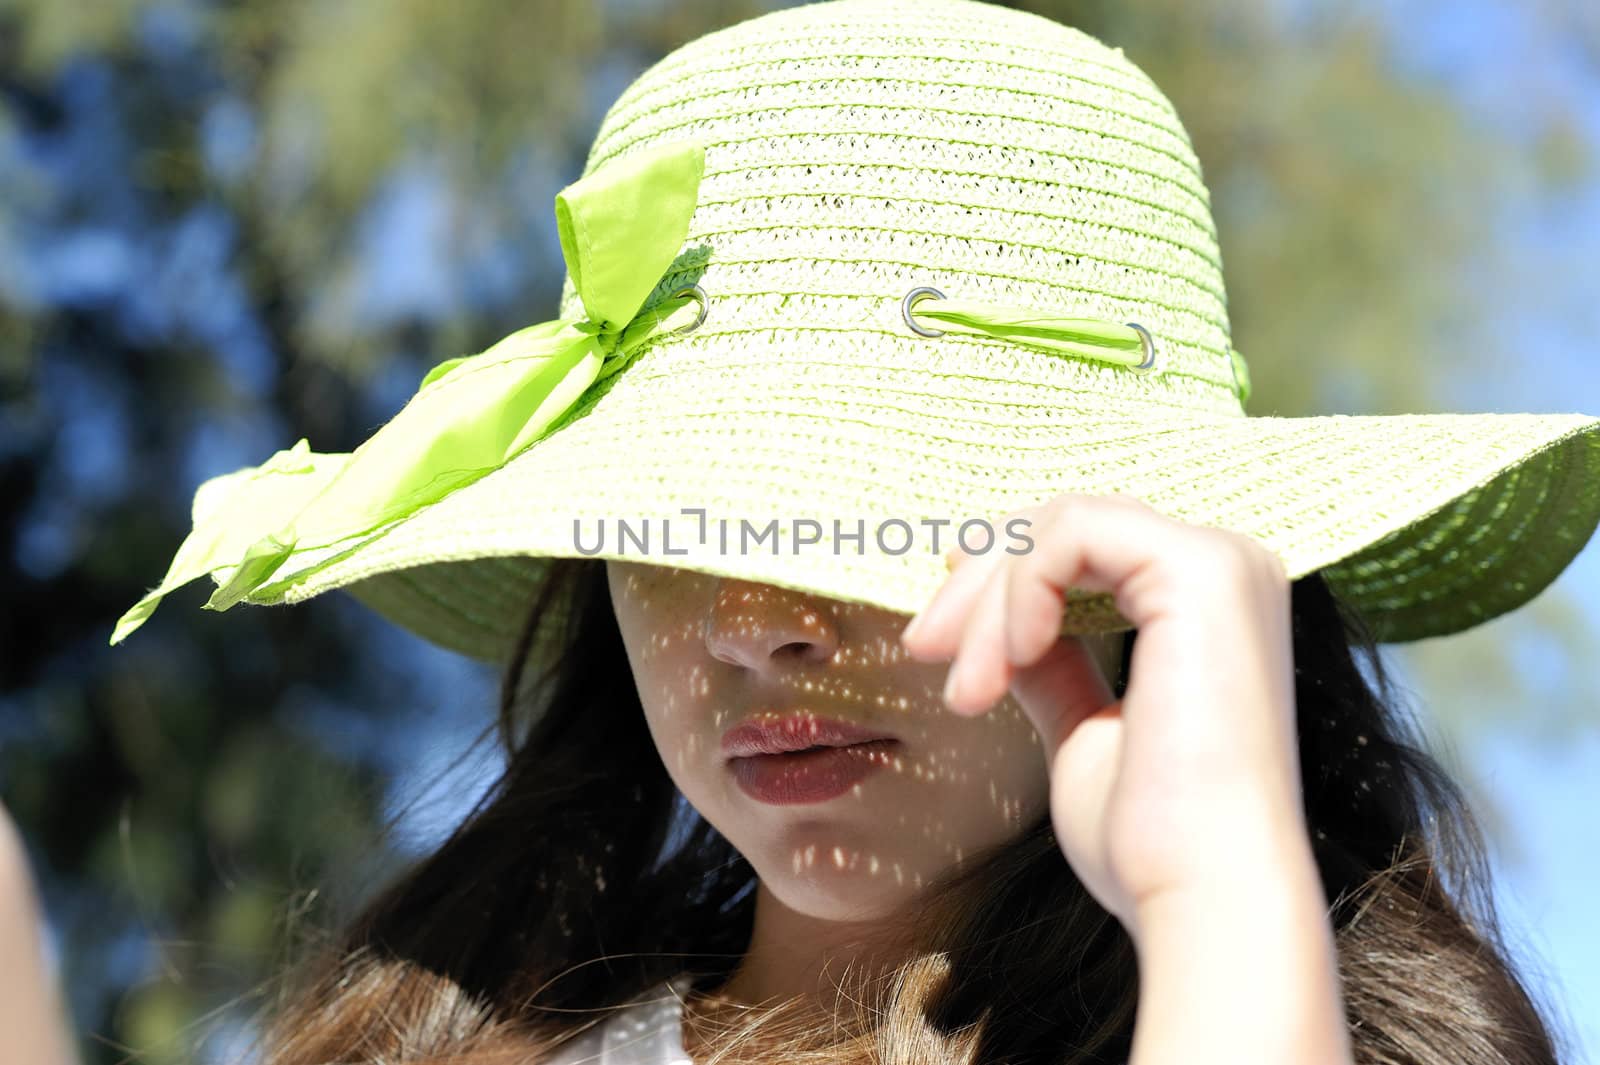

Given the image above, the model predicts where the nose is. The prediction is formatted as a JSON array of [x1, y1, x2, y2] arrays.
[[702, 577, 840, 673]]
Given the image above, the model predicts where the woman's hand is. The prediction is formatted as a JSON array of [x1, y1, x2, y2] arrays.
[[900, 490, 1352, 1063], [899, 492, 1310, 935]]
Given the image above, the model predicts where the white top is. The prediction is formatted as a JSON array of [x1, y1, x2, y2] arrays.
[[540, 973, 697, 1065]]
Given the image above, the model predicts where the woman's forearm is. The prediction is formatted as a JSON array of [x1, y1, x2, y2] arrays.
[[1126, 834, 1353, 1065], [0, 807, 80, 1065]]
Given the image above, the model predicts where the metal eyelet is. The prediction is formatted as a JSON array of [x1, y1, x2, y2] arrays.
[[902, 286, 946, 337], [670, 283, 708, 335], [1124, 322, 1158, 372]]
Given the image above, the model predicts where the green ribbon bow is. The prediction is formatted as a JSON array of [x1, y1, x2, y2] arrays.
[[111, 137, 707, 646]]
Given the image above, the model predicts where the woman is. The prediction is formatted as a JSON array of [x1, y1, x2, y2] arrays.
[[1, 533, 1575, 1063], [231, 531, 1565, 1065], [88, 0, 1600, 1061]]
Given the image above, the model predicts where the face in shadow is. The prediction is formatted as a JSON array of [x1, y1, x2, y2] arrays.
[[606, 559, 1125, 923]]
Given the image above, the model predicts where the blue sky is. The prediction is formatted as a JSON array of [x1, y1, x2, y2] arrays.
[[1361, 0, 1600, 1058]]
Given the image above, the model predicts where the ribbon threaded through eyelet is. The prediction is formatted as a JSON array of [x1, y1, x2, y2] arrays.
[[900, 285, 1162, 375]]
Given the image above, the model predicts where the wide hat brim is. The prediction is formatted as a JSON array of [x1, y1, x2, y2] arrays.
[[201, 325, 1600, 665], [147, 0, 1600, 666]]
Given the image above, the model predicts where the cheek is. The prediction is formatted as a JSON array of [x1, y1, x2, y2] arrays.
[[606, 571, 722, 780], [607, 565, 701, 683], [947, 700, 1049, 809], [984, 704, 1050, 782], [848, 701, 1051, 873], [934, 702, 1051, 831]]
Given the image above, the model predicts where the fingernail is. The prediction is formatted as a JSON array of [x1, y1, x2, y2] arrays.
[[901, 611, 925, 645]]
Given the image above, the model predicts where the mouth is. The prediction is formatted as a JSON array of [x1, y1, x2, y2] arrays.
[[720, 712, 901, 760], [725, 739, 900, 806]]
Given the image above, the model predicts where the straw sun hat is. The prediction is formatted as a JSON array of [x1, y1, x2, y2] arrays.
[[112, 0, 1599, 668]]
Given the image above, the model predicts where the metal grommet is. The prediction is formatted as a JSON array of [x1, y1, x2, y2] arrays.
[[902, 286, 946, 337], [1124, 322, 1158, 372], [670, 284, 708, 335]]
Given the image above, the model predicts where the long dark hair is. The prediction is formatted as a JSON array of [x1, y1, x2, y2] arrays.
[[238, 557, 1568, 1064]]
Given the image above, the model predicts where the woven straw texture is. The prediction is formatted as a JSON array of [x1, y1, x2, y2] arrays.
[[201, 0, 1598, 665]]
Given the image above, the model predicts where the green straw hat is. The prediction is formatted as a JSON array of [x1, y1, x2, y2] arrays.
[[111, 0, 1600, 666]]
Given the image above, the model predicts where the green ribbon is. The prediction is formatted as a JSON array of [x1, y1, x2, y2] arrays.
[[908, 295, 1252, 405], [907, 297, 1152, 368], [110, 136, 706, 646], [1230, 346, 1252, 406]]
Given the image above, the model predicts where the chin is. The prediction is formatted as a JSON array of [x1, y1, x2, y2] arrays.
[[748, 839, 953, 920], [765, 873, 921, 924]]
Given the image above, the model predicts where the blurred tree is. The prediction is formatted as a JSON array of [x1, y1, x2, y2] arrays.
[[0, 0, 1593, 1062]]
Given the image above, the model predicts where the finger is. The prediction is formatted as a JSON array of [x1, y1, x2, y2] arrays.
[[1046, 701, 1124, 905], [1014, 494, 1183, 634], [1007, 636, 1117, 753], [901, 537, 1012, 661], [1002, 499, 1125, 668], [1004, 534, 1070, 670], [943, 557, 1016, 714]]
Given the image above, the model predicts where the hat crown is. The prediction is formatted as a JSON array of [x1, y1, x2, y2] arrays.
[[559, 0, 1242, 415]]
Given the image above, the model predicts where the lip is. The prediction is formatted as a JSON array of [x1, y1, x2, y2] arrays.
[[721, 713, 901, 806], [727, 741, 899, 805], [720, 713, 900, 759]]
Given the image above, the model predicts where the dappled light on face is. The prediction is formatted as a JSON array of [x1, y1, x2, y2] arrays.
[[604, 560, 1071, 917], [790, 840, 927, 891]]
